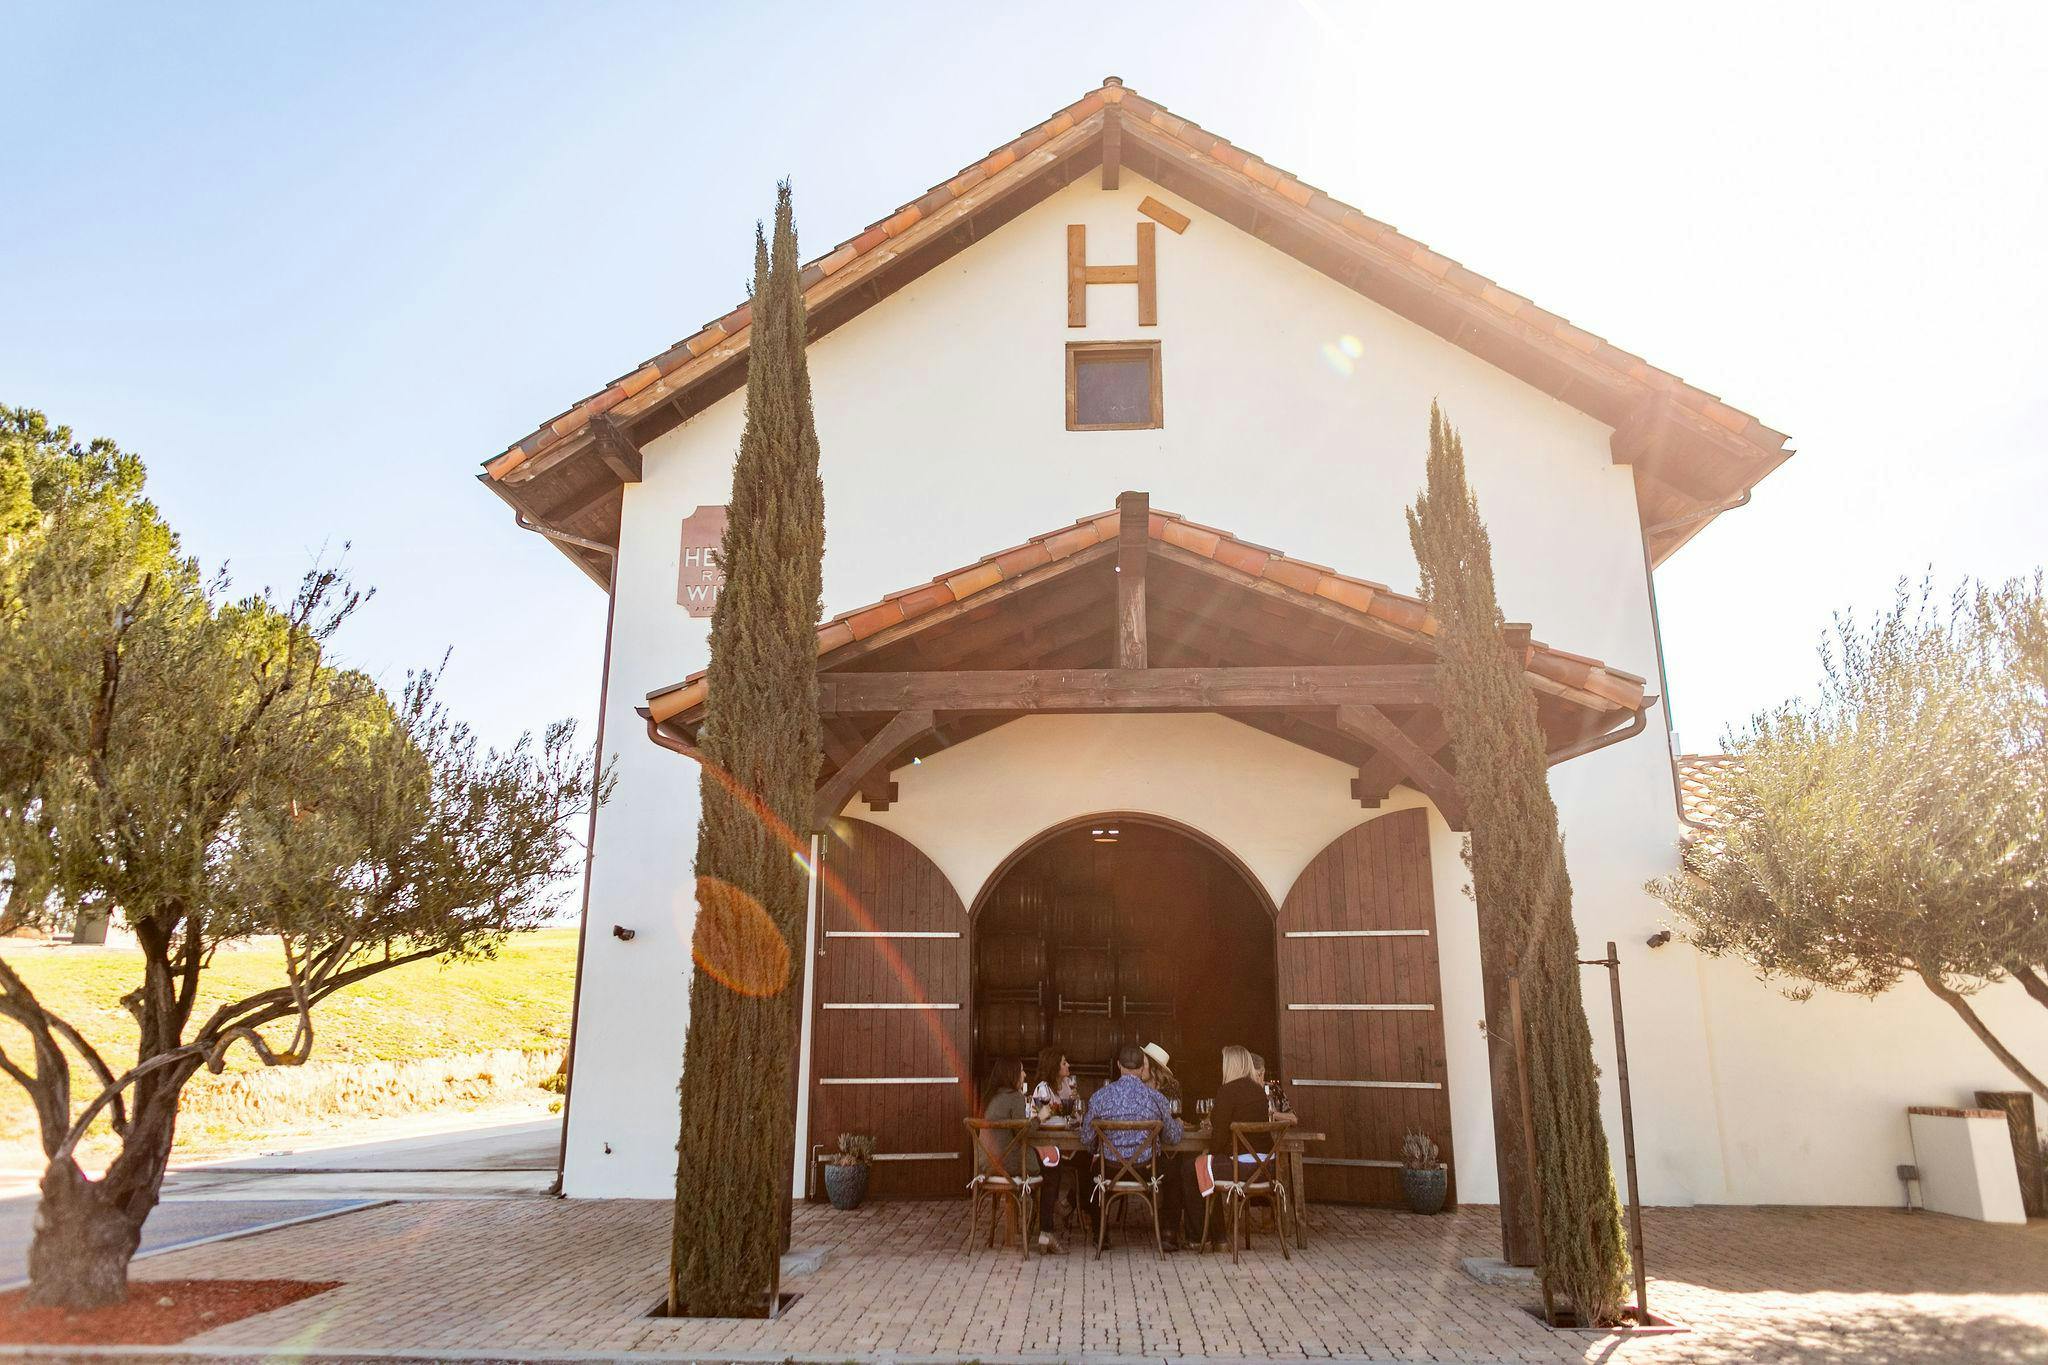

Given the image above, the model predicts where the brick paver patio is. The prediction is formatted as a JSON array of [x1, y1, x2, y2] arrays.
[[75, 1198, 2048, 1361]]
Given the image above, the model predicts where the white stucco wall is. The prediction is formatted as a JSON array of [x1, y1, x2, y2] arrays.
[[555, 165, 2042, 1209]]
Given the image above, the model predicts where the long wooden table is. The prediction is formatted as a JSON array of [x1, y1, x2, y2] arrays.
[[1039, 1124, 1324, 1249]]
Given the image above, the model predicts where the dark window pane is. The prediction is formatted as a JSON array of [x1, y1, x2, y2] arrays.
[[1074, 355, 1153, 426]]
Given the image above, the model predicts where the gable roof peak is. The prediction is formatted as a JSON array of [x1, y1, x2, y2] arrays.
[[481, 79, 1792, 582]]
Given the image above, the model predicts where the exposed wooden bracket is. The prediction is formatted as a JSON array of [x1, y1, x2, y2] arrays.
[[1608, 395, 1675, 470], [1333, 704, 1468, 830], [1351, 713, 1448, 808], [1115, 490, 1149, 669], [1102, 107, 1122, 189], [587, 415, 643, 484], [822, 719, 898, 811], [1610, 395, 1730, 501], [812, 709, 934, 829]]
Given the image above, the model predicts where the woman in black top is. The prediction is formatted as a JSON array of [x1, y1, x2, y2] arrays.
[[1183, 1045, 1296, 1243]]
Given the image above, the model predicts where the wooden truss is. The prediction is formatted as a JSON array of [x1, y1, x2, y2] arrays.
[[646, 492, 1651, 833]]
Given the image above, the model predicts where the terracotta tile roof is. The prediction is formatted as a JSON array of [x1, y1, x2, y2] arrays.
[[483, 78, 1791, 514], [644, 504, 1648, 724], [1676, 752, 1741, 827]]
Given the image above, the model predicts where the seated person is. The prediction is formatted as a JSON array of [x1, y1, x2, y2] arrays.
[[980, 1057, 1063, 1254], [1140, 1042, 1182, 1109], [1031, 1047, 1085, 1233], [1031, 1046, 1078, 1120], [1186, 1044, 1297, 1244], [1081, 1044, 1186, 1248]]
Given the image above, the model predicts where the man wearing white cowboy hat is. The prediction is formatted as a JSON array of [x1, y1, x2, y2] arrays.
[[1139, 1042, 1182, 1108]]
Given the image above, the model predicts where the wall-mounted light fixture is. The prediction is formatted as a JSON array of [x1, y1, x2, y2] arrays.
[[612, 924, 637, 942], [1645, 930, 1671, 949]]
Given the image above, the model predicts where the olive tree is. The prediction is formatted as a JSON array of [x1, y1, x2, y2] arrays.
[[0, 408, 600, 1307], [1652, 575, 2047, 1099]]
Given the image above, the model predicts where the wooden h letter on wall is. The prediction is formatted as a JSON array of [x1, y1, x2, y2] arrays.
[[1067, 222, 1157, 327]]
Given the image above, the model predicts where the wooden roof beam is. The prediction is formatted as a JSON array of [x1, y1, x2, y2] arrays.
[[818, 664, 1436, 715], [1116, 490, 1149, 669]]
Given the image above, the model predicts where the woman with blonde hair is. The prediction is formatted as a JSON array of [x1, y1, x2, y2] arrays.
[[1185, 1043, 1295, 1245]]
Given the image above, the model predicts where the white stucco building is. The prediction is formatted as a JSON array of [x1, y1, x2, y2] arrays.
[[478, 80, 2044, 1214]]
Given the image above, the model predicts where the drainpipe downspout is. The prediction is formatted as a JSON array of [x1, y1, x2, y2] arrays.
[[551, 556, 620, 1197], [1637, 490, 1749, 832], [1547, 695, 1658, 767]]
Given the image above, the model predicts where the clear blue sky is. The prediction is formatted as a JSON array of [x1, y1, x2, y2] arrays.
[[8, 2, 2045, 757]]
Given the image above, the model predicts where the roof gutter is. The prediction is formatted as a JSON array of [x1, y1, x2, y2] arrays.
[[639, 708, 698, 760], [1643, 488, 1751, 540], [1548, 694, 1658, 767], [515, 511, 617, 559]]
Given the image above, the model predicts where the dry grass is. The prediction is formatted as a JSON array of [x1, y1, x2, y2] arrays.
[[0, 928, 576, 1166]]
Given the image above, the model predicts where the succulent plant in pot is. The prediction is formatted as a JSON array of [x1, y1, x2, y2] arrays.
[[824, 1133, 875, 1210], [1400, 1131, 1448, 1215]]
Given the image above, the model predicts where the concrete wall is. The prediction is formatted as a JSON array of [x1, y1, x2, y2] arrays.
[[556, 165, 2044, 1207]]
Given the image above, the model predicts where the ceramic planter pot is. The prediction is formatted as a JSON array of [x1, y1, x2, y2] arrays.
[[824, 1162, 870, 1210], [1400, 1164, 1447, 1215]]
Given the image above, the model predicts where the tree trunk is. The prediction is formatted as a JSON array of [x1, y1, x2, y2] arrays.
[[2012, 964, 2048, 1012], [26, 1163, 147, 1310], [27, 1066, 187, 1310], [1917, 966, 2048, 1103], [1480, 952, 1539, 1265]]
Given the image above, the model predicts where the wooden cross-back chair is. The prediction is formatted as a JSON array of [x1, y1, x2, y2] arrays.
[[1199, 1120, 1294, 1261], [963, 1117, 1039, 1258], [1089, 1118, 1165, 1259]]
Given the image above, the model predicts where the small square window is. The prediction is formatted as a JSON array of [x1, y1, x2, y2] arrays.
[[1066, 341, 1162, 430]]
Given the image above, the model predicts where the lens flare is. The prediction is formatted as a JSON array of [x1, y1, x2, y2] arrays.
[[1320, 333, 1365, 375], [691, 874, 791, 997], [681, 752, 972, 1093]]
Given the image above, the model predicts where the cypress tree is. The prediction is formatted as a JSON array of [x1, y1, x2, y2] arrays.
[[668, 182, 825, 1318], [1406, 403, 1629, 1325]]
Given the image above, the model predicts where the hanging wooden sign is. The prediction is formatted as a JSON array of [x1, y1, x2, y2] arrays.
[[677, 504, 728, 617]]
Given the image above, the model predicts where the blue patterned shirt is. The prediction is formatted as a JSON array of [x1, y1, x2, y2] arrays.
[[1080, 1073, 1182, 1161]]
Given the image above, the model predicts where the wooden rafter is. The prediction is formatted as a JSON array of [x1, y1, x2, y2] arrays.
[[1101, 105, 1122, 189], [586, 415, 643, 484], [826, 541, 1117, 671], [1149, 542, 1427, 651]]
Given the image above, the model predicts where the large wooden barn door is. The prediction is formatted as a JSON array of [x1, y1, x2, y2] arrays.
[[808, 819, 971, 1198], [1277, 807, 1455, 1205]]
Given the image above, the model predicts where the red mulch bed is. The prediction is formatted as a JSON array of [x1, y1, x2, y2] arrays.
[[0, 1279, 339, 1346]]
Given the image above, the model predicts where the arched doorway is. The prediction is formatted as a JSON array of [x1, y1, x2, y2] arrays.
[[968, 814, 1278, 1102]]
